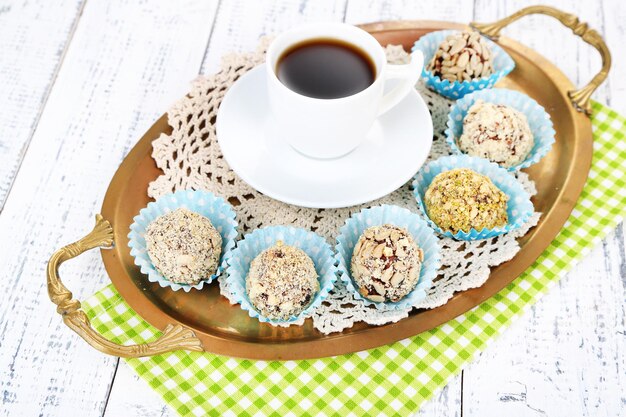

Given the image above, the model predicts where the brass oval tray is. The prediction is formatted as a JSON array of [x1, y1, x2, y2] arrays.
[[48, 9, 610, 360]]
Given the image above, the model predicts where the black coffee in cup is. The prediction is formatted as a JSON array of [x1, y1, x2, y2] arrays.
[[276, 38, 376, 99]]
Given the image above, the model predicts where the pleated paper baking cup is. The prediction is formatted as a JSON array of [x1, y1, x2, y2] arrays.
[[412, 155, 534, 240], [224, 225, 338, 325], [445, 88, 556, 171], [411, 29, 515, 99], [128, 190, 238, 292], [334, 205, 441, 310]]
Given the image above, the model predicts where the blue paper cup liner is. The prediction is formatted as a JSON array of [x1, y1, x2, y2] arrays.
[[412, 155, 534, 240], [412, 29, 515, 99], [128, 190, 238, 292], [224, 226, 338, 325], [334, 205, 441, 310], [445, 88, 556, 171]]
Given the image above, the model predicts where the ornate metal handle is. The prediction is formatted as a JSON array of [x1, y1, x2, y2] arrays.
[[47, 214, 203, 357], [471, 5, 611, 116]]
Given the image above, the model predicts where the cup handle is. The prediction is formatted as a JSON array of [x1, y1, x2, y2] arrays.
[[377, 50, 424, 116]]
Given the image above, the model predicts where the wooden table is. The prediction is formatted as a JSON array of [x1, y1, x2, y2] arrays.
[[0, 1, 623, 416]]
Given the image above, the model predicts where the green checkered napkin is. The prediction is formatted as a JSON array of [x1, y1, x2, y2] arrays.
[[84, 102, 626, 417]]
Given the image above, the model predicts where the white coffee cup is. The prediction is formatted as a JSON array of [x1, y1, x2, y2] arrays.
[[265, 22, 423, 159]]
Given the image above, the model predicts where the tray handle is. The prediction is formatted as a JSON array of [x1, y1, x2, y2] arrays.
[[47, 214, 203, 357], [470, 5, 611, 116]]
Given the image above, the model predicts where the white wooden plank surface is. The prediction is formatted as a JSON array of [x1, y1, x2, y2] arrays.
[[200, 0, 347, 75], [0, 0, 84, 210], [462, 240, 626, 417], [0, 0, 624, 416], [344, 0, 474, 23], [464, 1, 626, 416], [0, 0, 219, 416]]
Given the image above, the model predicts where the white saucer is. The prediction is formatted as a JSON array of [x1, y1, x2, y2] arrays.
[[216, 66, 433, 208]]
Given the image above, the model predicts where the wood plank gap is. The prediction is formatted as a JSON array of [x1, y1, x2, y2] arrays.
[[599, 0, 612, 107], [617, 226, 626, 285], [100, 358, 121, 417], [461, 369, 465, 417], [0, 0, 87, 215], [199, 0, 223, 72], [606, 224, 626, 286]]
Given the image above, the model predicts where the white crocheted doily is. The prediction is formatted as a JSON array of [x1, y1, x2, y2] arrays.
[[148, 39, 540, 334]]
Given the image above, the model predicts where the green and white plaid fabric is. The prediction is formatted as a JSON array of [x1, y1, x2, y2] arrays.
[[84, 101, 626, 417]]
